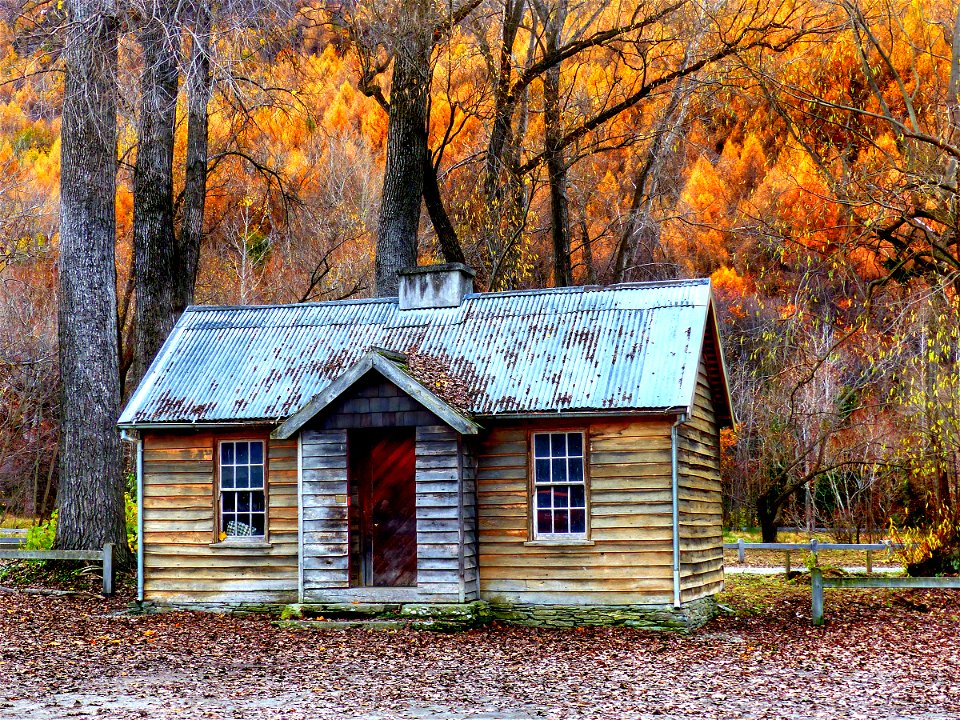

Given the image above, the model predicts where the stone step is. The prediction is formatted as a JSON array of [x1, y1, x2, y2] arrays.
[[275, 618, 409, 631], [281, 603, 402, 620], [277, 600, 492, 631]]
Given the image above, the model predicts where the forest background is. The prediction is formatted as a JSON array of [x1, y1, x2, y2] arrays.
[[0, 0, 958, 546]]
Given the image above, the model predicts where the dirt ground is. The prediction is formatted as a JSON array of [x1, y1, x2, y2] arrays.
[[1, 575, 958, 720]]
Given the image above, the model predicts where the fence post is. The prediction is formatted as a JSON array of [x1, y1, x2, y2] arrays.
[[811, 567, 824, 626], [810, 538, 819, 566], [738, 538, 745, 563], [785, 550, 792, 576], [865, 550, 872, 575], [102, 543, 114, 597]]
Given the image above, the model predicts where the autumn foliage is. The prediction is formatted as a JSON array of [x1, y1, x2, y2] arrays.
[[0, 0, 957, 538]]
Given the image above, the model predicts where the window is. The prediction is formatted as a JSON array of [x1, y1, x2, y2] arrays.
[[532, 432, 587, 538], [219, 440, 266, 539]]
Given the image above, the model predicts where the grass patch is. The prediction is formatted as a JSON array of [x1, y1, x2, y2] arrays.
[[0, 515, 38, 529], [716, 573, 809, 618]]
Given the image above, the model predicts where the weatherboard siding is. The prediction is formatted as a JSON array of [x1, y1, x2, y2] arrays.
[[475, 419, 676, 605], [141, 430, 298, 604], [677, 358, 725, 602], [300, 428, 349, 594]]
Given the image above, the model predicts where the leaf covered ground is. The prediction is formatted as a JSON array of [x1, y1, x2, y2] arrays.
[[1, 574, 958, 720]]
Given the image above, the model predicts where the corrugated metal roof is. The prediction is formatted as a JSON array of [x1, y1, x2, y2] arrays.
[[119, 279, 722, 426]]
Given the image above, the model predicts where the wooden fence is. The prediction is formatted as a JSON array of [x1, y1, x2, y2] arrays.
[[0, 528, 27, 547], [724, 539, 895, 574], [810, 566, 960, 625], [0, 542, 115, 596]]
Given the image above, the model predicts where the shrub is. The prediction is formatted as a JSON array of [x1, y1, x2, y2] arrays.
[[19, 493, 138, 553], [889, 503, 960, 576], [23, 511, 56, 551], [125, 492, 138, 552]]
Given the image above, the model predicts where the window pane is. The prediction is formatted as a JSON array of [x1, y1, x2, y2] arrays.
[[570, 484, 585, 509], [250, 465, 264, 489], [567, 433, 583, 457], [235, 466, 249, 489], [553, 486, 568, 508], [251, 514, 265, 536], [250, 441, 264, 465], [554, 510, 569, 534], [238, 492, 251, 513], [551, 433, 566, 456], [570, 509, 586, 534], [536, 509, 552, 534], [221, 443, 234, 465], [221, 466, 235, 489], [536, 488, 551, 511], [236, 442, 249, 465], [535, 459, 550, 483], [222, 492, 235, 512], [568, 458, 584, 483], [252, 491, 265, 513], [534, 434, 550, 458], [552, 458, 567, 482]]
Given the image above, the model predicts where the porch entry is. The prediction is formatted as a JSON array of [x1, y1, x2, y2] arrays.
[[348, 429, 417, 587]]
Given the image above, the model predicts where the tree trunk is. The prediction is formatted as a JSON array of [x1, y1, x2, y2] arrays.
[[374, 0, 432, 297], [540, 0, 572, 287], [129, 3, 181, 392], [177, 0, 212, 313], [422, 148, 465, 264], [757, 492, 779, 543], [483, 0, 525, 201], [56, 0, 130, 565], [614, 51, 697, 282]]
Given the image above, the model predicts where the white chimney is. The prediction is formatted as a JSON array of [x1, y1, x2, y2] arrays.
[[398, 263, 476, 310]]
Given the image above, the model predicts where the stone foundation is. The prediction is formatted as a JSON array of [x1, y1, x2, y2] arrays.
[[487, 597, 717, 632], [132, 597, 717, 632]]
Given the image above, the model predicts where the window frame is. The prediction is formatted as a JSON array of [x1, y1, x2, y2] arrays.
[[528, 429, 590, 541], [214, 435, 270, 544]]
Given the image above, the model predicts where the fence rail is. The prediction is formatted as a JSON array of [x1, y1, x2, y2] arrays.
[[811, 567, 960, 625], [0, 528, 27, 547], [0, 543, 115, 595], [724, 539, 897, 574]]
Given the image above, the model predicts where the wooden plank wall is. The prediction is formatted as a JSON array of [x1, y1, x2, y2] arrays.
[[141, 430, 298, 604], [300, 428, 350, 595], [677, 356, 725, 601], [461, 442, 480, 600], [415, 425, 476, 602], [475, 420, 675, 605]]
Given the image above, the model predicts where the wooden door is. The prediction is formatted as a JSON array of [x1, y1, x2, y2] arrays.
[[349, 429, 417, 587]]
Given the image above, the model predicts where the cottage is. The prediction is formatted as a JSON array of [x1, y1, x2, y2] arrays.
[[119, 265, 734, 628]]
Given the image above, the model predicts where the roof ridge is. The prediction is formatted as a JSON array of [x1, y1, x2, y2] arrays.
[[184, 278, 710, 313]]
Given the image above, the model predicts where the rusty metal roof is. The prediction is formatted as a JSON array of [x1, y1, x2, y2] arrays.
[[119, 278, 732, 426]]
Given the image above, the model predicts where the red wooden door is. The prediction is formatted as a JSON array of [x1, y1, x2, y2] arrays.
[[350, 430, 417, 587]]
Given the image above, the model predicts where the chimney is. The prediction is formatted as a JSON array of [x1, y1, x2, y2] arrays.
[[398, 263, 476, 310]]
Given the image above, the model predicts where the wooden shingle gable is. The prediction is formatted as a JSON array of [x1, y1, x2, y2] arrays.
[[272, 349, 480, 440]]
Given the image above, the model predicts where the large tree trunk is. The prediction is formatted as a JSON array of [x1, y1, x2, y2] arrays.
[[129, 3, 181, 391], [56, 0, 130, 565], [540, 0, 572, 287], [177, 1, 212, 313], [374, 0, 432, 297]]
